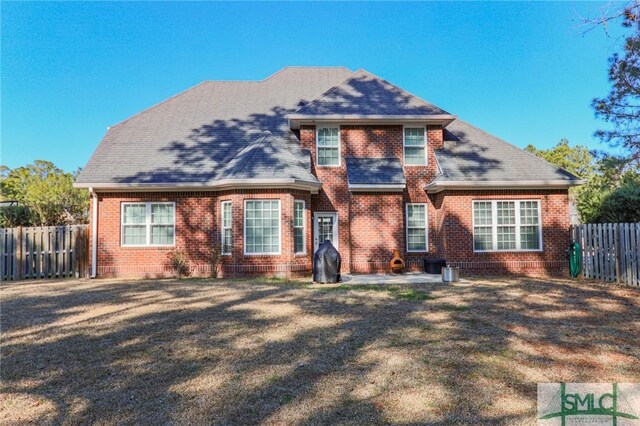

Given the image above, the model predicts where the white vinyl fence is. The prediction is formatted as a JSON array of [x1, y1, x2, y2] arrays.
[[0, 225, 89, 281], [571, 223, 640, 286]]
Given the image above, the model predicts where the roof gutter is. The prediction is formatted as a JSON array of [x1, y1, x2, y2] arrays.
[[288, 114, 457, 129], [89, 187, 98, 279], [74, 178, 323, 194], [425, 179, 586, 193], [348, 183, 406, 192]]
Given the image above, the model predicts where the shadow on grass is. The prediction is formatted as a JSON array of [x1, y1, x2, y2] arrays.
[[1, 277, 638, 424]]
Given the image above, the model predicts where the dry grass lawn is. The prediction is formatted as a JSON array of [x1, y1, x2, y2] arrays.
[[1, 276, 638, 425]]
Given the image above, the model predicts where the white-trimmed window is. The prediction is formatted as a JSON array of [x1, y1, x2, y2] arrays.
[[221, 201, 232, 255], [406, 203, 428, 252], [244, 200, 281, 255], [317, 127, 340, 166], [121, 202, 175, 246], [403, 127, 427, 165], [473, 200, 542, 251], [293, 200, 306, 254]]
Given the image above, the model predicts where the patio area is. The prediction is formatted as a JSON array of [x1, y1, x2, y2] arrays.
[[340, 272, 455, 284]]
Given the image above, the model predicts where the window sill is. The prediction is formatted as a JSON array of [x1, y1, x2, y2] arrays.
[[120, 245, 175, 249], [473, 249, 543, 253]]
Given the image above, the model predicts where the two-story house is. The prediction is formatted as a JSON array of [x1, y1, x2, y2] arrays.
[[75, 67, 582, 278]]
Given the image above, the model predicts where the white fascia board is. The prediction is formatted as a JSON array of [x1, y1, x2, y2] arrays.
[[349, 183, 406, 192], [74, 178, 323, 194], [424, 179, 586, 193], [288, 114, 456, 128]]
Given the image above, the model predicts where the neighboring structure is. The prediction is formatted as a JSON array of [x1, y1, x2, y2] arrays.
[[75, 67, 583, 278]]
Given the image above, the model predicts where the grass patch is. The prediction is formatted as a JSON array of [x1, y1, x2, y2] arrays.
[[2, 276, 637, 424], [317, 284, 432, 301], [440, 303, 469, 312]]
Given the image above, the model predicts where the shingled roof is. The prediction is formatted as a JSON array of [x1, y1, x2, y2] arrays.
[[76, 66, 582, 191], [346, 157, 406, 191], [75, 67, 353, 189], [291, 69, 451, 118], [426, 119, 582, 191]]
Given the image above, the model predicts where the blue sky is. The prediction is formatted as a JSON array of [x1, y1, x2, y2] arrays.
[[1, 1, 630, 172]]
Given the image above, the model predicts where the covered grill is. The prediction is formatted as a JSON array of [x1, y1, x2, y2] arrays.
[[313, 240, 341, 283]]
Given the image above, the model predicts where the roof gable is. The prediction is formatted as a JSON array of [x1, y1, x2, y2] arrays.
[[293, 69, 450, 117]]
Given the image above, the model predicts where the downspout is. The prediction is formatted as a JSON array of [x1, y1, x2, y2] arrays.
[[90, 187, 98, 278]]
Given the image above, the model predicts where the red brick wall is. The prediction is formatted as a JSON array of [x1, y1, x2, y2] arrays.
[[93, 189, 312, 278], [436, 189, 571, 275], [91, 124, 571, 279], [301, 124, 443, 272]]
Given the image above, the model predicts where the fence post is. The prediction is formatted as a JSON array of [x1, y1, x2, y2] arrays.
[[614, 224, 621, 284], [15, 226, 23, 281]]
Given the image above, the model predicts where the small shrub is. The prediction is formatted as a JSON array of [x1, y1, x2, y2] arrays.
[[169, 250, 190, 277], [0, 205, 33, 227], [209, 245, 220, 278]]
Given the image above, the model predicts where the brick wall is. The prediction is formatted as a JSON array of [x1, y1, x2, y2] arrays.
[[436, 189, 571, 275], [91, 124, 571, 279], [92, 189, 312, 278]]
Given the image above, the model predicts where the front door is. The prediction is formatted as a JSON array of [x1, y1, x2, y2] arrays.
[[314, 212, 338, 252]]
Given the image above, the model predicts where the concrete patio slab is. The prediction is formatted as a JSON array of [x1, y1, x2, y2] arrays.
[[340, 272, 465, 285]]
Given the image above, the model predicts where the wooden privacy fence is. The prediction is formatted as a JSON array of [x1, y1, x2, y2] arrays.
[[571, 223, 640, 286], [0, 225, 89, 281]]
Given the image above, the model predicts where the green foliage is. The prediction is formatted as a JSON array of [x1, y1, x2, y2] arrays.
[[527, 140, 640, 223], [0, 160, 89, 226], [525, 139, 593, 178], [0, 205, 34, 227], [592, 4, 640, 162]]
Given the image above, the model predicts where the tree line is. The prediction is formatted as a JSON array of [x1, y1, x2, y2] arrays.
[[0, 160, 89, 227]]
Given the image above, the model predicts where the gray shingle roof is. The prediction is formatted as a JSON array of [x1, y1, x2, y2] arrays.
[[293, 69, 450, 117], [434, 119, 581, 183], [346, 157, 406, 185], [76, 67, 353, 186], [77, 66, 579, 189]]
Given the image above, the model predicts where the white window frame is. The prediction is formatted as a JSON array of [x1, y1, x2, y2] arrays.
[[472, 200, 543, 252], [316, 126, 341, 167], [221, 201, 232, 255], [243, 199, 281, 256], [293, 200, 306, 255], [406, 203, 429, 253], [402, 125, 428, 166], [121, 202, 176, 247]]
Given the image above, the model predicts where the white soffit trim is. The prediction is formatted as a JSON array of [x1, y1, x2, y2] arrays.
[[425, 179, 586, 193], [288, 114, 457, 128], [74, 179, 323, 194], [349, 183, 406, 192]]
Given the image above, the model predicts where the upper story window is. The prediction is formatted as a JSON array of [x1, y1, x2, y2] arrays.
[[403, 127, 427, 165], [121, 202, 175, 247], [317, 127, 340, 166], [473, 200, 542, 252]]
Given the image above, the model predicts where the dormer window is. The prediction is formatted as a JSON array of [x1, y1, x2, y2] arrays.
[[317, 127, 340, 166], [403, 127, 427, 165]]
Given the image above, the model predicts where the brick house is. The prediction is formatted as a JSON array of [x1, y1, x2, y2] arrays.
[[75, 67, 582, 278]]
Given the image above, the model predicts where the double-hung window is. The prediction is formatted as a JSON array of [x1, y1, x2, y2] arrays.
[[121, 202, 175, 246], [293, 200, 305, 254], [473, 200, 541, 251], [406, 203, 428, 252], [317, 127, 340, 166], [244, 200, 281, 255], [403, 127, 427, 165], [221, 201, 232, 255]]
